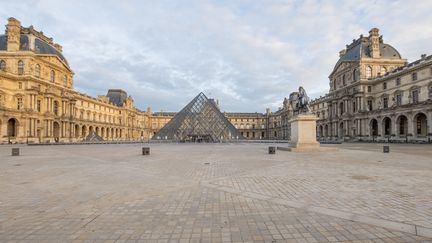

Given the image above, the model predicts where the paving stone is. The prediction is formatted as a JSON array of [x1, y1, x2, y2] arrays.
[[0, 143, 431, 242]]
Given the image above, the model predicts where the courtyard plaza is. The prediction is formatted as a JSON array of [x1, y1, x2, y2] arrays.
[[0, 143, 431, 243]]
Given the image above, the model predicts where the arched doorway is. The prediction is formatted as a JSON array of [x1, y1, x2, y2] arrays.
[[101, 127, 105, 138], [319, 126, 323, 138], [75, 124, 80, 138], [89, 126, 94, 134], [324, 124, 328, 137], [396, 115, 408, 136], [370, 119, 378, 137], [53, 122, 60, 141], [414, 113, 427, 136], [95, 127, 100, 136], [7, 118, 17, 137], [382, 117, 391, 136], [82, 126, 87, 138]]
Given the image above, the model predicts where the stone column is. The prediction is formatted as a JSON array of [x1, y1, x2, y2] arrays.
[[407, 114, 414, 137], [377, 118, 382, 139], [392, 116, 398, 138]]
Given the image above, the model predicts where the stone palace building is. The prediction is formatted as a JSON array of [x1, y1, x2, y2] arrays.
[[0, 18, 156, 143], [310, 28, 432, 142], [1, 17, 430, 143]]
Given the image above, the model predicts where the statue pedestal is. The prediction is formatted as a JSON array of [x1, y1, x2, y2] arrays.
[[288, 114, 321, 152]]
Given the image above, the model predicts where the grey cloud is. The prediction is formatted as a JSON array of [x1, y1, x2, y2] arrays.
[[1, 0, 431, 112]]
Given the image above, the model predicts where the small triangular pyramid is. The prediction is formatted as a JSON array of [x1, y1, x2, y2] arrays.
[[153, 93, 243, 142], [85, 131, 104, 142]]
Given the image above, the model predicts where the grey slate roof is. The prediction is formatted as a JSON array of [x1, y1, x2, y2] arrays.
[[106, 89, 128, 107], [0, 34, 68, 65]]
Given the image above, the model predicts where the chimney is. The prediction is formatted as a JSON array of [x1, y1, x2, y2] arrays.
[[369, 28, 380, 58], [421, 54, 427, 59], [54, 43, 63, 52], [6, 17, 21, 52]]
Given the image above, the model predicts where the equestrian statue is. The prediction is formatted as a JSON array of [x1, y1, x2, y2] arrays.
[[288, 86, 311, 114]]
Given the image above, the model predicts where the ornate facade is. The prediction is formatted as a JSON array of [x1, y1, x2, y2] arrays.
[[0, 18, 153, 143], [310, 28, 432, 142], [2, 18, 430, 144]]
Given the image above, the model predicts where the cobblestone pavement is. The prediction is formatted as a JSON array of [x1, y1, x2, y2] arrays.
[[0, 143, 431, 242]]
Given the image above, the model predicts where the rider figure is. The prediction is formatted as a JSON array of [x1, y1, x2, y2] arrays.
[[298, 86, 310, 113]]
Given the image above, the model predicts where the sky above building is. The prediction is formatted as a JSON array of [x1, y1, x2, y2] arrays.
[[1, 0, 431, 112]]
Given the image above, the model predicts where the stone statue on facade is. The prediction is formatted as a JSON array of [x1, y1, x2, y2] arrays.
[[288, 86, 311, 114]]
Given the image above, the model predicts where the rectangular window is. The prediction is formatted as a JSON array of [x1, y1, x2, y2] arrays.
[[396, 94, 402, 106], [17, 98, 23, 110], [412, 72, 418, 81], [412, 90, 419, 103], [396, 78, 401, 86], [383, 97, 388, 109], [383, 82, 387, 90], [367, 86, 372, 93], [367, 100, 373, 111], [18, 82, 22, 89], [261, 131, 265, 138], [353, 102, 356, 113]]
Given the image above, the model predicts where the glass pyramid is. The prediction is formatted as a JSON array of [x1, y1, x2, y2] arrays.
[[153, 93, 243, 142]]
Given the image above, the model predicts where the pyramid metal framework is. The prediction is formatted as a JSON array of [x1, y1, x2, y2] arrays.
[[153, 93, 243, 142]]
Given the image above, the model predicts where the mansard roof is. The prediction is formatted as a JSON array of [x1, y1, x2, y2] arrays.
[[0, 34, 69, 66], [332, 35, 401, 74]]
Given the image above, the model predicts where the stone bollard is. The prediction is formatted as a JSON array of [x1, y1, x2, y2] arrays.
[[383, 145, 390, 153], [268, 146, 276, 154], [142, 147, 150, 155], [12, 148, 19, 156]]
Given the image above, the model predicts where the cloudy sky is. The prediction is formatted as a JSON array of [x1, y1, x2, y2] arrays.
[[1, 0, 431, 112]]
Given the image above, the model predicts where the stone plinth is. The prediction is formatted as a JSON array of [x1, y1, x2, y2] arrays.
[[288, 114, 321, 152]]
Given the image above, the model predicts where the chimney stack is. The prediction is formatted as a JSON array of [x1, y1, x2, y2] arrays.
[[369, 28, 380, 58], [6, 17, 21, 52]]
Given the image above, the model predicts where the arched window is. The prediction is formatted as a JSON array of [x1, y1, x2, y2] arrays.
[[50, 70, 55, 82], [352, 69, 358, 81], [35, 64, 40, 78], [63, 75, 67, 87], [0, 60, 6, 71], [17, 60, 24, 75], [380, 66, 387, 76], [342, 74, 346, 86], [366, 66, 372, 79]]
